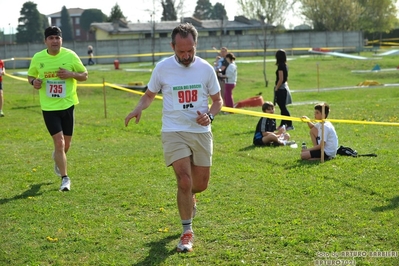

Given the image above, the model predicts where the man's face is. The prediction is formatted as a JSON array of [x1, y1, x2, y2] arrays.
[[220, 48, 227, 57], [171, 34, 196, 67], [45, 35, 62, 55]]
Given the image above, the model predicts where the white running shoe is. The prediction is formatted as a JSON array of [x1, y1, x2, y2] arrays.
[[52, 152, 61, 177], [283, 141, 296, 146], [176, 230, 194, 252], [60, 176, 71, 191]]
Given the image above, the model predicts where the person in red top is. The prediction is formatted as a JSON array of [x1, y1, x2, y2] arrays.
[[0, 59, 5, 117]]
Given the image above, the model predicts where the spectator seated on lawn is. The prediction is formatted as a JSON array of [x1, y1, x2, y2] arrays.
[[253, 101, 295, 146]]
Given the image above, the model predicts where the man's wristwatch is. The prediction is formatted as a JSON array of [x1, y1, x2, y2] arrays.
[[207, 113, 214, 123]]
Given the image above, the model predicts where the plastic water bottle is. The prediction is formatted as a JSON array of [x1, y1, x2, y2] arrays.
[[302, 142, 307, 150]]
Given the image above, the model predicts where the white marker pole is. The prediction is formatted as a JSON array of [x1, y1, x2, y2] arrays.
[[321, 103, 325, 163]]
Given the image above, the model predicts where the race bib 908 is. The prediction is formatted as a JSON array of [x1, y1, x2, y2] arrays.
[[172, 83, 203, 110]]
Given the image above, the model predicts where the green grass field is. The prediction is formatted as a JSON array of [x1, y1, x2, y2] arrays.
[[1, 52, 399, 265]]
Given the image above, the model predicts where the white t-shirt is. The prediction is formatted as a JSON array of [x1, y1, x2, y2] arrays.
[[147, 55, 220, 133], [225, 62, 237, 84], [315, 121, 338, 157]]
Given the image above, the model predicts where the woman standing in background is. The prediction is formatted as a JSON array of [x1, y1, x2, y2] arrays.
[[218, 52, 237, 108], [87, 45, 95, 65], [274, 49, 293, 130]]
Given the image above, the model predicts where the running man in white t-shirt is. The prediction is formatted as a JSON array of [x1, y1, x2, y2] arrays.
[[125, 23, 223, 253]]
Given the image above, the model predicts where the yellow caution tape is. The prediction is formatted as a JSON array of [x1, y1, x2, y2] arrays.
[[5, 73, 399, 126]]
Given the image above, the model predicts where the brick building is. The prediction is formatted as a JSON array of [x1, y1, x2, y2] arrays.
[[47, 8, 95, 42]]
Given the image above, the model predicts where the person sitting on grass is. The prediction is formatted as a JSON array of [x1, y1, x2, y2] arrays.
[[300, 103, 338, 160], [253, 101, 295, 146]]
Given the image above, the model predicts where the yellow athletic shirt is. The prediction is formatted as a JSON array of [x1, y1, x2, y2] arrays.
[[28, 47, 87, 111]]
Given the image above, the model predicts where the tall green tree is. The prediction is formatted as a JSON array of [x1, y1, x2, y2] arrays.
[[41, 14, 50, 29], [237, 0, 292, 25], [211, 2, 228, 20], [16, 1, 44, 43], [60, 6, 74, 41], [300, 0, 362, 31], [80, 9, 107, 31], [193, 0, 213, 20], [299, 0, 397, 32], [237, 0, 290, 87], [161, 0, 178, 21], [80, 9, 107, 40], [358, 0, 398, 33], [108, 3, 126, 22]]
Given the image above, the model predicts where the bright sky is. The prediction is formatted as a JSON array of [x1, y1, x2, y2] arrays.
[[1, 0, 304, 34]]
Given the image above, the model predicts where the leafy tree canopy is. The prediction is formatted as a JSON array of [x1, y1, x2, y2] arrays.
[[108, 3, 126, 22], [60, 6, 74, 41], [237, 0, 290, 26], [357, 0, 398, 33], [40, 14, 50, 30], [211, 3, 228, 20], [16, 1, 45, 43], [299, 0, 398, 32], [193, 0, 213, 20], [161, 0, 178, 21], [80, 9, 107, 31]]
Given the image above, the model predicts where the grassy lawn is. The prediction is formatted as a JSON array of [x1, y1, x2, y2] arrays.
[[1, 52, 398, 265]]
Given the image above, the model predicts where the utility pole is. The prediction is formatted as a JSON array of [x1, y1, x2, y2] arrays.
[[9, 23, 11, 44], [151, 12, 155, 65]]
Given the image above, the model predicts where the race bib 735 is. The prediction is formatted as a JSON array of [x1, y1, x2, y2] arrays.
[[46, 80, 66, 98]]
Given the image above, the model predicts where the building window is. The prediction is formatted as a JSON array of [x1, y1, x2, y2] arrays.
[[221, 30, 230, 35], [76, 29, 80, 37], [76, 17, 80, 25], [145, 33, 152, 39], [159, 32, 167, 38], [235, 30, 243, 35], [209, 31, 217, 36], [55, 18, 61, 27]]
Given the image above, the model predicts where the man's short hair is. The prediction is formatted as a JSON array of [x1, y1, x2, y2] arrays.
[[171, 23, 198, 45], [45, 26, 62, 39]]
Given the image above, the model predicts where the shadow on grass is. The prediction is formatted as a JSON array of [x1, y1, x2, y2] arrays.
[[232, 130, 254, 137], [288, 157, 339, 168], [372, 196, 399, 212], [238, 144, 281, 152], [11, 105, 41, 110], [0, 182, 52, 205], [238, 145, 257, 152], [320, 175, 389, 200], [132, 233, 180, 266], [280, 159, 323, 169]]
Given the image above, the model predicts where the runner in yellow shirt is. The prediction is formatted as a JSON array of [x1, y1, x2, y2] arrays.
[[28, 26, 88, 191]]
